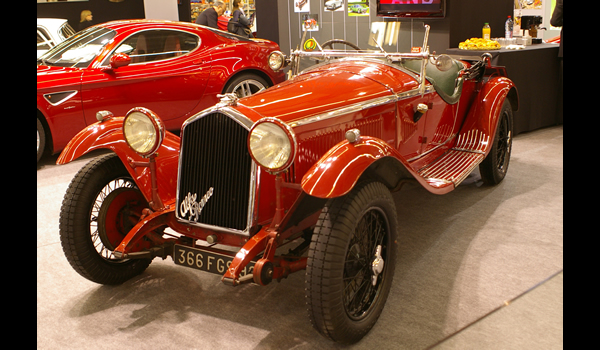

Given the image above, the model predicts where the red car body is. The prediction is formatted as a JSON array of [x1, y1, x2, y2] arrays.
[[37, 20, 285, 162], [57, 26, 517, 343]]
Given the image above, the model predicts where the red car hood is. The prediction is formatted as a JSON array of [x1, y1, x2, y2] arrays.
[[237, 60, 419, 124], [37, 65, 83, 92]]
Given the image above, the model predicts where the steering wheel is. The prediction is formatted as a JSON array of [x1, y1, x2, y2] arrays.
[[321, 39, 362, 51]]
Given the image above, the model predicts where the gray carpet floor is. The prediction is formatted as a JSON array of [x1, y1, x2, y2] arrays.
[[37, 126, 563, 349]]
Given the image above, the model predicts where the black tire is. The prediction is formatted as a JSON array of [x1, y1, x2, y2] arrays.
[[37, 118, 46, 163], [59, 153, 152, 285], [305, 181, 398, 344], [479, 99, 513, 185], [223, 73, 269, 98]]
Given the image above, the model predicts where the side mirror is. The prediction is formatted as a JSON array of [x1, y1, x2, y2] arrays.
[[109, 53, 131, 69]]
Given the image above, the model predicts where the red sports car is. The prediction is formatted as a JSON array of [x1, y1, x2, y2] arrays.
[[37, 20, 285, 163]]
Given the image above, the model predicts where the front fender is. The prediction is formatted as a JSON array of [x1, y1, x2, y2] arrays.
[[57, 117, 181, 205], [301, 136, 405, 198]]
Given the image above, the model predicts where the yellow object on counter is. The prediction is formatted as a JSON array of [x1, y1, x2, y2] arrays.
[[459, 38, 501, 50]]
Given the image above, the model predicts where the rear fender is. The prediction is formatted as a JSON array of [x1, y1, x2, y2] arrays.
[[300, 136, 415, 198], [459, 76, 518, 156], [57, 117, 181, 205]]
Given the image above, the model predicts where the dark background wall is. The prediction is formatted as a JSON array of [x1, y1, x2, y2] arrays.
[[37, 0, 191, 31], [38, 0, 512, 53], [38, 0, 146, 31], [271, 0, 512, 56]]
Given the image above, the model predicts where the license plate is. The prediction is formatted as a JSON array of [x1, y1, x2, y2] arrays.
[[173, 244, 255, 277]]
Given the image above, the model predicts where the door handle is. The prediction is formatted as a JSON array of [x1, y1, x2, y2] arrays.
[[413, 103, 429, 122]]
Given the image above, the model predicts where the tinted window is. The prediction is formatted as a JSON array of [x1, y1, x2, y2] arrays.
[[37, 29, 53, 50], [106, 29, 200, 65], [59, 23, 76, 41], [37, 27, 116, 68]]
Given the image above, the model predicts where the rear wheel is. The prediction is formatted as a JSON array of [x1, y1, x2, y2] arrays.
[[305, 181, 398, 344], [479, 99, 513, 185], [59, 153, 152, 285], [223, 73, 269, 98]]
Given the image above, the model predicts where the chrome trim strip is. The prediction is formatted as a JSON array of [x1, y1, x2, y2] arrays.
[[181, 105, 255, 131], [175, 106, 257, 237], [451, 148, 486, 155], [396, 85, 434, 100], [288, 86, 433, 128]]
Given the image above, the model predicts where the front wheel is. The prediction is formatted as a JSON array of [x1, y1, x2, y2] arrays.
[[305, 181, 398, 344], [37, 118, 46, 163], [479, 98, 513, 185], [59, 153, 152, 285]]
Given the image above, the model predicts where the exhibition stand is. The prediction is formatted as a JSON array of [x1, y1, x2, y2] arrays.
[[447, 43, 562, 136]]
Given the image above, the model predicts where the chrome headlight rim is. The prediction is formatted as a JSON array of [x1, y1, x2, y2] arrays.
[[248, 117, 297, 174], [268, 51, 286, 72], [122, 107, 165, 157]]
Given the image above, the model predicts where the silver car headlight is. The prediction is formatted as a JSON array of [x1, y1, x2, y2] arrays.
[[249, 117, 296, 173], [268, 51, 286, 72], [122, 107, 165, 157]]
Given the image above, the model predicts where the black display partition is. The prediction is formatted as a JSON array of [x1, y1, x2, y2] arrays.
[[446, 44, 563, 135]]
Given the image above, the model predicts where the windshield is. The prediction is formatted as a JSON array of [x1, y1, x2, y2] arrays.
[[37, 27, 116, 68]]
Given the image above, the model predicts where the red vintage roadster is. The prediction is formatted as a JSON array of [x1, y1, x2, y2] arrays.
[[57, 25, 517, 343]]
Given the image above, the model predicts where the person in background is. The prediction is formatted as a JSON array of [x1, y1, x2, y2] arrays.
[[195, 0, 225, 29], [229, 0, 253, 38], [550, 0, 563, 124], [78, 10, 94, 31], [550, 0, 562, 59]]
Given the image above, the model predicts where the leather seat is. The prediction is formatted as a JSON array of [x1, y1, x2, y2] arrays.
[[401, 58, 465, 105]]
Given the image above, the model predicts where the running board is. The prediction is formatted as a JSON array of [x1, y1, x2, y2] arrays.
[[417, 130, 489, 190]]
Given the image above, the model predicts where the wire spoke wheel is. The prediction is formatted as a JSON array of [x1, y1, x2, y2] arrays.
[[306, 181, 398, 344], [91, 179, 144, 261], [494, 110, 512, 173], [59, 153, 152, 285], [343, 209, 387, 320], [479, 98, 513, 185]]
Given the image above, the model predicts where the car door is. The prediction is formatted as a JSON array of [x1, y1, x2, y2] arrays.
[[80, 29, 211, 130], [419, 93, 460, 156], [395, 93, 430, 161]]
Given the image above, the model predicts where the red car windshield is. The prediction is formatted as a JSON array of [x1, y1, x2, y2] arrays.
[[37, 27, 116, 68]]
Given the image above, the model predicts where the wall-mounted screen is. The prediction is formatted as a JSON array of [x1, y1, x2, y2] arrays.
[[377, 0, 446, 19]]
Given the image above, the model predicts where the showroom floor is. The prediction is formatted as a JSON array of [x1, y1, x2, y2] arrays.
[[37, 126, 563, 350]]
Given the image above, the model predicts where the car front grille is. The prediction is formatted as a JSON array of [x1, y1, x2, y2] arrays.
[[176, 112, 253, 233]]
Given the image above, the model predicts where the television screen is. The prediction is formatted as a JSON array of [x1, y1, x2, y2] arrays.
[[377, 0, 446, 19]]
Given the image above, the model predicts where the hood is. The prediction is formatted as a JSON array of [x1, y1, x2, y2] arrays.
[[37, 65, 83, 92], [237, 60, 419, 124]]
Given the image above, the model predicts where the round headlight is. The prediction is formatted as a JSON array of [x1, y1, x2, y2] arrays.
[[268, 51, 286, 72], [249, 118, 296, 173], [123, 107, 165, 157]]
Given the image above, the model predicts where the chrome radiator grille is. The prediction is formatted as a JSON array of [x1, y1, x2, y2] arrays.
[[176, 112, 253, 232]]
